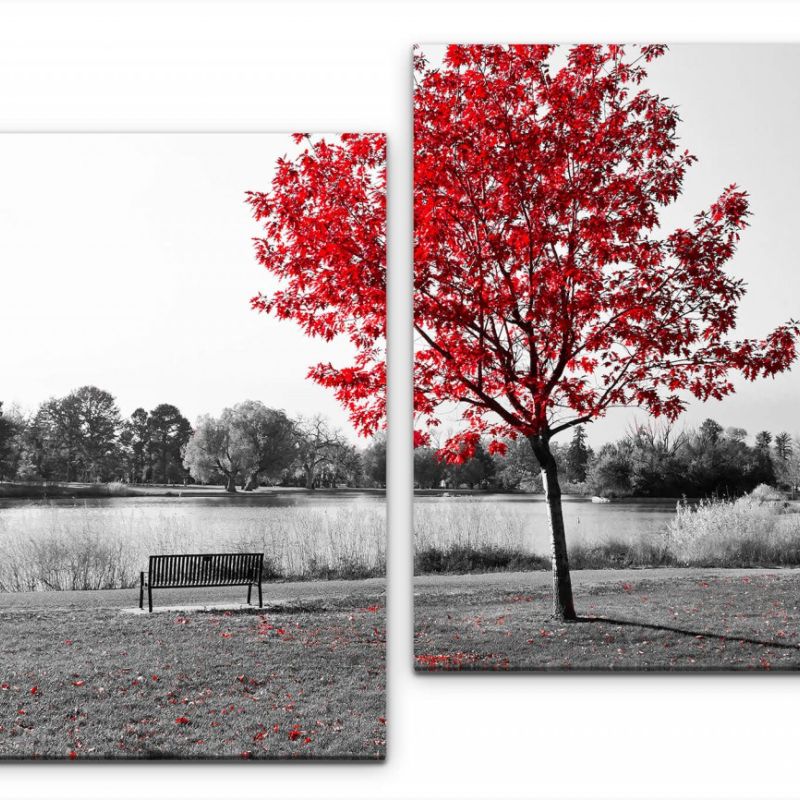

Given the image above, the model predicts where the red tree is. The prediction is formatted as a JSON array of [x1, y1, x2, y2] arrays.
[[246, 133, 387, 437], [414, 44, 799, 619]]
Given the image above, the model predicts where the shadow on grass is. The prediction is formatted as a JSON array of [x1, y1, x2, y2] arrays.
[[579, 615, 800, 651]]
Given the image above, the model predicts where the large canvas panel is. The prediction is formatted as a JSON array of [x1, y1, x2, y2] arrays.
[[413, 44, 800, 671]]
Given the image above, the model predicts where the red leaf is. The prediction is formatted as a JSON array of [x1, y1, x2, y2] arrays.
[[411, 44, 797, 477]]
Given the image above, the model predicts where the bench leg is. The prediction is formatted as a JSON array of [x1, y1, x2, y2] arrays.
[[148, 584, 153, 613], [247, 583, 252, 605], [258, 582, 263, 609], [139, 572, 144, 610]]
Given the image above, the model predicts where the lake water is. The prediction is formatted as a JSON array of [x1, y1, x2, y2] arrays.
[[414, 494, 682, 554], [0, 490, 674, 551], [0, 487, 386, 513]]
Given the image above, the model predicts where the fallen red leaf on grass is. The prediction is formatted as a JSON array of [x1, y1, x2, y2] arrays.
[[68, 751, 77, 760], [240, 750, 252, 759], [30, 686, 39, 695], [71, 680, 85, 687], [288, 725, 304, 741], [175, 717, 190, 725]]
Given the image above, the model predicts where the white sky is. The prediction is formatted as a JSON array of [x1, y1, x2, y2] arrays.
[[0, 133, 364, 439], [419, 44, 800, 446]]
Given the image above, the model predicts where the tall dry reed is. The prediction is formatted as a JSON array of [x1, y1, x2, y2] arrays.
[[0, 504, 385, 591]]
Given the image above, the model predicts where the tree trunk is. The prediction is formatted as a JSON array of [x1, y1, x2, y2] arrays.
[[305, 466, 315, 491], [244, 471, 259, 491], [530, 435, 577, 621], [224, 472, 238, 493]]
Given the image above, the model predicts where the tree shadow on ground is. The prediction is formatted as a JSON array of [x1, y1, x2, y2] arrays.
[[579, 615, 800, 651]]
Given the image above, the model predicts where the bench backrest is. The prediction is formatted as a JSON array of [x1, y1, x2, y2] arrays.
[[148, 553, 264, 588]]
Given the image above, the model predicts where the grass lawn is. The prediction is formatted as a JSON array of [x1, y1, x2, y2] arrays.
[[0, 581, 385, 759], [415, 568, 800, 671]]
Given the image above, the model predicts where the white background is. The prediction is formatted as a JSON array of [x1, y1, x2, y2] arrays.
[[1, 2, 800, 799]]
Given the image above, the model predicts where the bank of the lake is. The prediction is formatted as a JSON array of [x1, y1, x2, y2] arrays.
[[0, 481, 386, 501]]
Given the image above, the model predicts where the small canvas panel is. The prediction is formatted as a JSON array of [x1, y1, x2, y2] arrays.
[[0, 132, 386, 758]]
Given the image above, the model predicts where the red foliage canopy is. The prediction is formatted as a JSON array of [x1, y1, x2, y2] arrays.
[[414, 44, 799, 462], [247, 133, 386, 437]]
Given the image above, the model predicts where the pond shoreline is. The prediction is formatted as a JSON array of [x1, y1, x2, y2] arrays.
[[0, 481, 386, 502]]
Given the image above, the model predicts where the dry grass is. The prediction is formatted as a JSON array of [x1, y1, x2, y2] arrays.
[[415, 501, 532, 555], [414, 491, 800, 574], [0, 506, 385, 592], [666, 494, 800, 567]]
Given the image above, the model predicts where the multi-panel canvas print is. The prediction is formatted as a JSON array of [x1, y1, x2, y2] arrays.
[[0, 133, 386, 757], [413, 44, 800, 671]]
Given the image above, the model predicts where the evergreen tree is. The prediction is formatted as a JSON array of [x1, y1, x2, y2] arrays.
[[565, 426, 590, 484]]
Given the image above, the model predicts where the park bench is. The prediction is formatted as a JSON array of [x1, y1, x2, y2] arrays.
[[139, 553, 265, 612]]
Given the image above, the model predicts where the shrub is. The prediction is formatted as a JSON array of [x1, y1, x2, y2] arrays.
[[666, 491, 800, 567], [415, 545, 548, 574]]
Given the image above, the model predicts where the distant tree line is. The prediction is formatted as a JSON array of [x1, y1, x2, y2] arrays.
[[414, 419, 800, 498], [0, 388, 386, 492]]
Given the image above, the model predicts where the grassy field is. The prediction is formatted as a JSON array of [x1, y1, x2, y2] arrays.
[[0, 580, 385, 759], [414, 569, 800, 671]]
